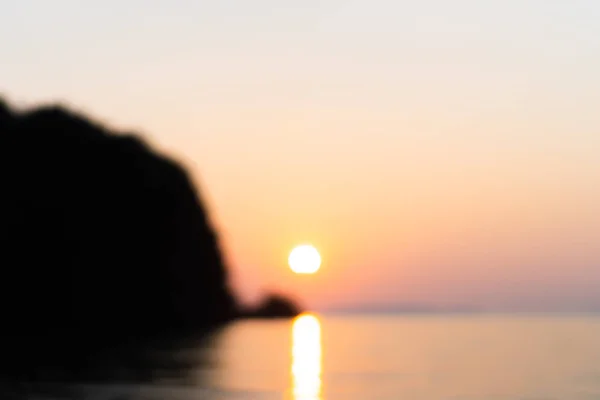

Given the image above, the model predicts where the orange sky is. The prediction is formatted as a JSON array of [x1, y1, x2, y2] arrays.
[[2, 0, 600, 311]]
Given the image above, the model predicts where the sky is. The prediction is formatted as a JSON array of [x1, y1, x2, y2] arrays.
[[2, 0, 599, 311]]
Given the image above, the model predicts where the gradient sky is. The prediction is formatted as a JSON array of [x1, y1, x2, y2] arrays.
[[2, 0, 599, 311]]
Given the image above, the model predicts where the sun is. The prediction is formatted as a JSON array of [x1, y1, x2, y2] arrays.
[[289, 245, 321, 274]]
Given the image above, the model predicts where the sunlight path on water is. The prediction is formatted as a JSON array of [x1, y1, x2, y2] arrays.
[[290, 313, 323, 400]]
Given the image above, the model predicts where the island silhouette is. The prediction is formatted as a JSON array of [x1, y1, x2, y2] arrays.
[[0, 97, 300, 384], [241, 294, 302, 319]]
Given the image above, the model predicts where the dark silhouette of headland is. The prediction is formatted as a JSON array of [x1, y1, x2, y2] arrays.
[[0, 97, 300, 385]]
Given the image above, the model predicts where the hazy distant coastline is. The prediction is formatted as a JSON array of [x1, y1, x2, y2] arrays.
[[318, 305, 600, 316]]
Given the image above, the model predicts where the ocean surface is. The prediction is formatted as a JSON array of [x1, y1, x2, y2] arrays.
[[28, 314, 600, 400]]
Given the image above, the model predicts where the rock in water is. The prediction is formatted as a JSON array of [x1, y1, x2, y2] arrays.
[[242, 294, 302, 318]]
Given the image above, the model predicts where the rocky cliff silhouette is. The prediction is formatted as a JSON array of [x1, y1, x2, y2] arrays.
[[0, 98, 243, 379]]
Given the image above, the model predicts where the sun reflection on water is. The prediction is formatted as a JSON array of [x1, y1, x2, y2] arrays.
[[290, 313, 322, 400]]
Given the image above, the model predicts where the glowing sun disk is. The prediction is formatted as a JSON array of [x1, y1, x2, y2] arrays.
[[288, 245, 321, 274]]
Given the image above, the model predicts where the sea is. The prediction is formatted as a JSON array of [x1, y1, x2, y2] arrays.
[[17, 314, 600, 400]]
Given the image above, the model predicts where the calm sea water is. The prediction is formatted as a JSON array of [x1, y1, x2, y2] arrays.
[[68, 314, 600, 400]]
